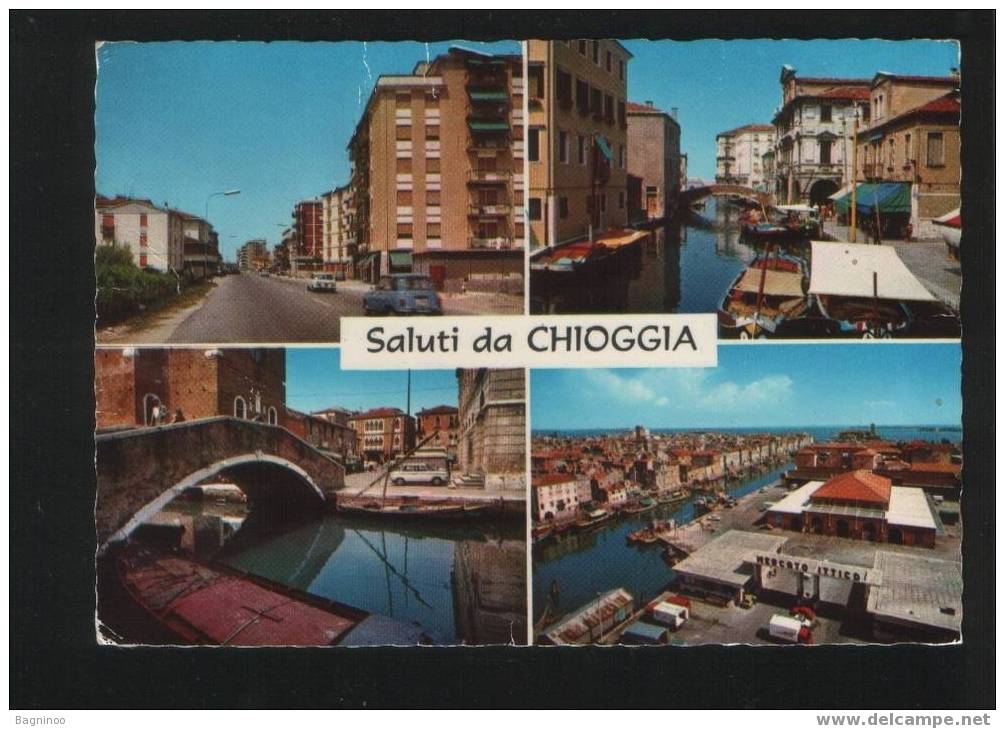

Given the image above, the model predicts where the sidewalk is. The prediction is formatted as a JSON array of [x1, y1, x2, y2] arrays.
[[820, 223, 960, 310]]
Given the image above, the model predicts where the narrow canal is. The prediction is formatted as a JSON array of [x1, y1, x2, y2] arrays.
[[531, 463, 791, 623], [531, 198, 758, 314], [138, 499, 526, 645]]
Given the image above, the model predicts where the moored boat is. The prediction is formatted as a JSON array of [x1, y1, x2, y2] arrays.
[[932, 208, 961, 258], [717, 253, 814, 339], [575, 507, 611, 530]]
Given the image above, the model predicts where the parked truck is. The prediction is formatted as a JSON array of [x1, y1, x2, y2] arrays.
[[651, 601, 689, 630], [768, 614, 812, 644]]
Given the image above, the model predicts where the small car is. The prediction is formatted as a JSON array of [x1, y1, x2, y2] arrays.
[[307, 273, 338, 292], [363, 274, 443, 316]]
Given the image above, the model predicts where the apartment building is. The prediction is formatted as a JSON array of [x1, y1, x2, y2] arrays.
[[526, 39, 632, 249], [855, 73, 960, 236], [347, 47, 525, 292], [95, 195, 187, 274], [321, 185, 356, 276], [290, 199, 324, 276], [237, 239, 269, 272], [179, 213, 221, 279], [627, 100, 682, 221], [771, 67, 872, 205], [348, 407, 416, 464], [715, 124, 775, 191]]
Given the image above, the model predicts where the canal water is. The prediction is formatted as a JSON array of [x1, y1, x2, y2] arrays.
[[147, 499, 526, 645], [530, 197, 758, 314], [531, 463, 791, 622]]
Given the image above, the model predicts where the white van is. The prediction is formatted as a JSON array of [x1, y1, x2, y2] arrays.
[[768, 614, 811, 644], [388, 461, 449, 486], [650, 601, 689, 629]]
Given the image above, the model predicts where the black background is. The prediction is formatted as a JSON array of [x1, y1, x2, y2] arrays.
[[10, 10, 995, 709]]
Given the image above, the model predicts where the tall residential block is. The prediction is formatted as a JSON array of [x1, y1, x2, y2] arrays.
[[348, 47, 525, 292], [526, 39, 632, 249]]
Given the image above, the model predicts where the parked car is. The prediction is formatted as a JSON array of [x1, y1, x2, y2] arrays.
[[307, 273, 337, 292], [363, 274, 443, 316], [388, 461, 449, 486]]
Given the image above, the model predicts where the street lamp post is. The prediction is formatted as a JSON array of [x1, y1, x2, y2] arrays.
[[205, 189, 241, 223]]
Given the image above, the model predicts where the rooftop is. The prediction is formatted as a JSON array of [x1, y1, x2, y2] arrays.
[[417, 404, 458, 416], [673, 530, 788, 588], [811, 470, 892, 506], [717, 123, 775, 138], [885, 486, 938, 530], [350, 407, 406, 419], [768, 480, 824, 515], [867, 551, 962, 633]]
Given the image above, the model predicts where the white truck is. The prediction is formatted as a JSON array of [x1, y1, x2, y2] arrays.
[[650, 601, 689, 630], [768, 614, 812, 644]]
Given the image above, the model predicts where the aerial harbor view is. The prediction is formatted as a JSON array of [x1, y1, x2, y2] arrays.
[[531, 344, 962, 646], [527, 39, 960, 339], [94, 40, 525, 344], [94, 348, 527, 645]]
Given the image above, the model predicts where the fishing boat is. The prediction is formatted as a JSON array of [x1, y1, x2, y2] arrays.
[[575, 507, 612, 530], [741, 205, 819, 243], [532, 521, 555, 544], [116, 544, 437, 646], [717, 253, 814, 339], [538, 587, 635, 645], [337, 499, 491, 520], [623, 496, 657, 515], [808, 241, 940, 339], [932, 208, 961, 258]]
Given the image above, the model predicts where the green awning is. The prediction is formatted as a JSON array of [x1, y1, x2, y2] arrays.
[[595, 135, 613, 161], [468, 90, 509, 101], [468, 120, 509, 131], [833, 183, 911, 215], [389, 251, 412, 268]]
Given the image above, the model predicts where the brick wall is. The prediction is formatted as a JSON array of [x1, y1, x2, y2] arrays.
[[95, 349, 137, 429]]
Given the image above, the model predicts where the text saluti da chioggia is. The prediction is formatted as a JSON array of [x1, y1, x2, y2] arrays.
[[340, 314, 718, 370]]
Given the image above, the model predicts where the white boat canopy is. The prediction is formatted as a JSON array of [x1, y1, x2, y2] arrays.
[[809, 241, 936, 302], [774, 204, 817, 215]]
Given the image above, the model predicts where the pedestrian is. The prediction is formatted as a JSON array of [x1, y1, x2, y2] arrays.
[[151, 401, 162, 426], [174, 408, 185, 423]]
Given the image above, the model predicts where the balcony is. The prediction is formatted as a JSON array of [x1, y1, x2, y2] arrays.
[[468, 203, 510, 217], [467, 169, 511, 185], [467, 87, 510, 105], [469, 236, 513, 250], [466, 131, 510, 151]]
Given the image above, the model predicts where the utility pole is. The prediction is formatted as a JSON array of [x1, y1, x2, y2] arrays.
[[850, 113, 858, 242]]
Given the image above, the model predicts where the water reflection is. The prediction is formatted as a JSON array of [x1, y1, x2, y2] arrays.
[[531, 198, 761, 314], [152, 496, 526, 645]]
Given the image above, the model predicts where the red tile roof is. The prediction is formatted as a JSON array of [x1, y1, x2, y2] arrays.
[[875, 73, 959, 85], [816, 85, 871, 101], [533, 473, 581, 488], [811, 470, 892, 505], [351, 407, 405, 419], [908, 462, 961, 475], [626, 101, 663, 114], [795, 76, 871, 86], [417, 404, 458, 416]]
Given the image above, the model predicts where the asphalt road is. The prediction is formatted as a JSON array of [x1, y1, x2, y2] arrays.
[[168, 273, 364, 343]]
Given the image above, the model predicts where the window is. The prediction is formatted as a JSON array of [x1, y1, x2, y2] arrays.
[[528, 127, 541, 162], [427, 222, 442, 239], [577, 135, 587, 165], [592, 40, 599, 64], [138, 253, 148, 267], [578, 40, 586, 55], [619, 59, 625, 81], [558, 130, 569, 163], [604, 94, 614, 124], [617, 100, 626, 128], [396, 190, 412, 206], [559, 197, 568, 219], [819, 139, 832, 165], [427, 190, 441, 206], [395, 125, 411, 141], [139, 213, 148, 227], [396, 157, 412, 174], [397, 223, 413, 238], [605, 50, 612, 72], [590, 87, 602, 117], [426, 157, 440, 174], [268, 407, 278, 426], [926, 132, 944, 166], [396, 93, 411, 109], [528, 64, 544, 99], [528, 197, 542, 221], [904, 133, 912, 166], [575, 78, 590, 115], [556, 68, 572, 107], [425, 125, 440, 140], [600, 193, 607, 213], [234, 396, 247, 420]]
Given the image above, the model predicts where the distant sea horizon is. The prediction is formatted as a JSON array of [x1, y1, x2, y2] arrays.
[[532, 424, 962, 443]]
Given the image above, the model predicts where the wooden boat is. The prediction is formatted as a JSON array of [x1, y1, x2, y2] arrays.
[[717, 253, 813, 339], [623, 496, 657, 515], [337, 500, 491, 520], [117, 544, 437, 646], [808, 241, 938, 339], [532, 522, 555, 544], [575, 507, 611, 530]]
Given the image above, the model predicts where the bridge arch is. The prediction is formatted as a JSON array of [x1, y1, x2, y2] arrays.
[[101, 452, 326, 549]]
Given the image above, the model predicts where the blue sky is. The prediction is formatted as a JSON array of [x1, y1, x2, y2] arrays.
[[531, 343, 961, 430], [285, 349, 458, 415], [96, 38, 957, 260], [95, 40, 519, 261], [622, 38, 959, 184]]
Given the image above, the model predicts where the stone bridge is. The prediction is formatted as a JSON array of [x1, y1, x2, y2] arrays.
[[681, 184, 773, 207], [95, 416, 344, 547]]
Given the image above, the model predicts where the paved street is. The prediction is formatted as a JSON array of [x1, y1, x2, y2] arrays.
[[168, 273, 364, 343], [342, 470, 525, 503]]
